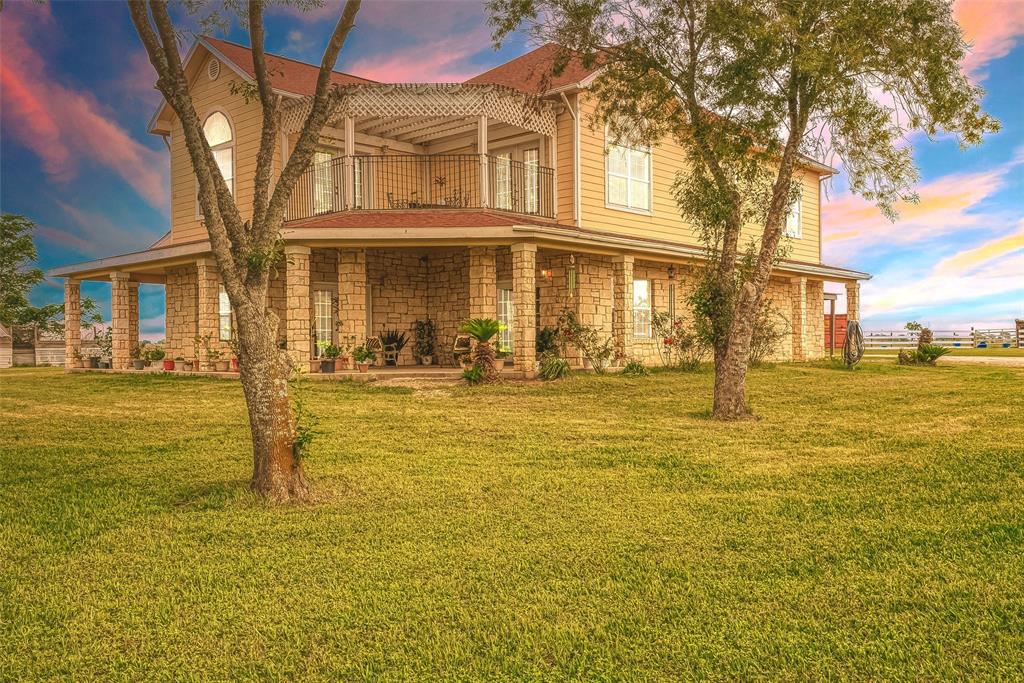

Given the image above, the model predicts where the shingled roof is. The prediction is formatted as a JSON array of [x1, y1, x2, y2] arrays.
[[203, 37, 376, 95], [464, 43, 602, 94]]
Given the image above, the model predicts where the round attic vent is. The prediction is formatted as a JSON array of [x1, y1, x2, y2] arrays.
[[207, 58, 220, 81]]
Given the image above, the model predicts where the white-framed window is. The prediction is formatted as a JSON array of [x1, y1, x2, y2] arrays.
[[218, 285, 232, 341], [313, 289, 333, 356], [494, 152, 512, 210], [785, 195, 802, 238], [203, 111, 234, 194], [606, 136, 650, 212], [633, 279, 651, 337], [313, 150, 335, 215], [497, 287, 514, 353], [523, 148, 539, 214]]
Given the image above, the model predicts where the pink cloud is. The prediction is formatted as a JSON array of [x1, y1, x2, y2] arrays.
[[0, 4, 168, 209], [954, 0, 1024, 77], [822, 154, 1022, 262]]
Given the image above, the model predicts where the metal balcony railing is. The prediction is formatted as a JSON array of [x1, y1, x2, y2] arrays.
[[285, 153, 556, 222]]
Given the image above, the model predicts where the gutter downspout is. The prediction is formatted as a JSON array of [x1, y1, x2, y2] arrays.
[[560, 91, 581, 227]]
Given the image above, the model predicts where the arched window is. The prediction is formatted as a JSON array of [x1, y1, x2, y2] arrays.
[[203, 111, 234, 195]]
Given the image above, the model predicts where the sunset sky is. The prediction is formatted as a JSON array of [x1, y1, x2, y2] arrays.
[[2, 0, 1022, 336]]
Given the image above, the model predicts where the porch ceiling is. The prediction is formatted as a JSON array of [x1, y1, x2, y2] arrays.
[[281, 83, 560, 138]]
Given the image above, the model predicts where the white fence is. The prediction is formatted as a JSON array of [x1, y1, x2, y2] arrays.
[[864, 328, 1020, 349]]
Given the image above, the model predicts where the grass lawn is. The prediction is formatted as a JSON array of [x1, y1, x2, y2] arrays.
[[2, 364, 1023, 679], [864, 347, 1024, 357]]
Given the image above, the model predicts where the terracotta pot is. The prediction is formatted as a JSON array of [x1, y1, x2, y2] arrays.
[[334, 358, 348, 371], [215, 360, 230, 372], [494, 359, 506, 371], [163, 359, 175, 371], [357, 362, 370, 373], [421, 355, 433, 366], [189, 360, 199, 371], [310, 360, 320, 373], [231, 358, 239, 372]]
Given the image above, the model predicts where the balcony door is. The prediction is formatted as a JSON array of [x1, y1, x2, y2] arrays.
[[490, 143, 541, 214]]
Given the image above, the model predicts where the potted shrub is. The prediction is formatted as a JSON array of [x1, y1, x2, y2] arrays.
[[228, 336, 241, 372], [148, 347, 166, 369], [495, 347, 510, 372], [162, 354, 176, 371], [96, 328, 112, 369], [318, 341, 340, 373], [353, 344, 375, 372], [379, 329, 409, 366], [414, 319, 436, 365], [174, 356, 187, 371]]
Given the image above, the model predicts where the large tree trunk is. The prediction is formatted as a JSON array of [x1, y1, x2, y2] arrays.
[[712, 284, 760, 420], [235, 305, 309, 501]]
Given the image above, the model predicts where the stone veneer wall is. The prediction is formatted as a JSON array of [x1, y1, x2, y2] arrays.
[[426, 248, 468, 366], [165, 264, 197, 360], [159, 247, 826, 367], [367, 249, 429, 366]]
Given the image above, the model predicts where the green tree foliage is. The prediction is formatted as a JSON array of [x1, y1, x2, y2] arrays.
[[488, 0, 997, 418], [0, 214, 45, 326]]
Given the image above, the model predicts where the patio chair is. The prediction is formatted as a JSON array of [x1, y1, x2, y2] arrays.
[[380, 337, 400, 367], [387, 192, 407, 209]]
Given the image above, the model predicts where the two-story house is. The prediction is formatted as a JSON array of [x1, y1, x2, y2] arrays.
[[52, 37, 868, 374]]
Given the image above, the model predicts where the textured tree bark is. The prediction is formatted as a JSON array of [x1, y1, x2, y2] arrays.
[[235, 305, 308, 501], [127, 0, 361, 501]]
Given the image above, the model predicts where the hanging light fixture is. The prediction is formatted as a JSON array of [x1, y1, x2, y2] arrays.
[[667, 264, 677, 280]]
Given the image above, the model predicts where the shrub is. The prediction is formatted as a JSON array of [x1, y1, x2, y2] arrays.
[[462, 364, 484, 385], [460, 318, 504, 383], [898, 343, 951, 366], [749, 305, 787, 366], [538, 351, 570, 381], [621, 359, 649, 377], [414, 319, 436, 358], [651, 310, 708, 370], [536, 326, 559, 355]]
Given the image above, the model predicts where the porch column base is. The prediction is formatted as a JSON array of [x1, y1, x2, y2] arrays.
[[612, 255, 634, 363], [110, 273, 131, 370], [512, 243, 537, 375], [845, 281, 860, 321], [64, 279, 81, 369], [337, 248, 367, 346], [285, 245, 312, 368], [791, 276, 808, 362]]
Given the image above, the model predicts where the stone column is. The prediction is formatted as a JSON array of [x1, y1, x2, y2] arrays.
[[791, 276, 808, 362], [845, 281, 860, 321], [196, 257, 220, 350], [337, 248, 367, 344], [284, 245, 312, 366], [511, 242, 537, 375], [468, 247, 497, 319], [110, 272, 131, 369], [128, 282, 140, 356], [63, 278, 81, 369], [612, 255, 634, 363]]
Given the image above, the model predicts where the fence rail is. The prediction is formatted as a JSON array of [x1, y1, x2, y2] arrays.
[[285, 153, 556, 222], [863, 328, 1021, 349]]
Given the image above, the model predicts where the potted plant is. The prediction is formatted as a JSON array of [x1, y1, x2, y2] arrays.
[[192, 336, 205, 371], [96, 328, 112, 369], [414, 319, 436, 365], [337, 335, 356, 370], [228, 336, 241, 372], [318, 341, 340, 373], [162, 353, 175, 371], [379, 329, 409, 366], [174, 356, 186, 371], [495, 347, 510, 372], [131, 344, 148, 369], [353, 344, 375, 372]]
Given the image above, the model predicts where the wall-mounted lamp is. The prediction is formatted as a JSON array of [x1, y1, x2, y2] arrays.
[[667, 264, 677, 280], [540, 269, 554, 280]]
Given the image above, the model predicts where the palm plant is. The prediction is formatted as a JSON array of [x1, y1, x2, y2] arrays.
[[459, 318, 503, 383]]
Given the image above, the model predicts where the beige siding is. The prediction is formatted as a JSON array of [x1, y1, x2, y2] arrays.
[[555, 98, 576, 224], [574, 94, 822, 264], [170, 52, 271, 244]]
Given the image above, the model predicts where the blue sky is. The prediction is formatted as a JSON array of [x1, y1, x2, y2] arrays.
[[2, 0, 1022, 336]]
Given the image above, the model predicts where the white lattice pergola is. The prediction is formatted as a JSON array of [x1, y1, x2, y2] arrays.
[[280, 83, 560, 140]]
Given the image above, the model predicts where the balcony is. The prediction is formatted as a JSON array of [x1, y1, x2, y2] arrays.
[[286, 153, 555, 222]]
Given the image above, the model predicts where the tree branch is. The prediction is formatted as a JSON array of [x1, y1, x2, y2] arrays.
[[248, 0, 279, 232]]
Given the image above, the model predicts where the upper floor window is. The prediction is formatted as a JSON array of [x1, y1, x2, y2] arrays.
[[606, 136, 651, 212], [203, 112, 234, 195], [785, 195, 802, 238]]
